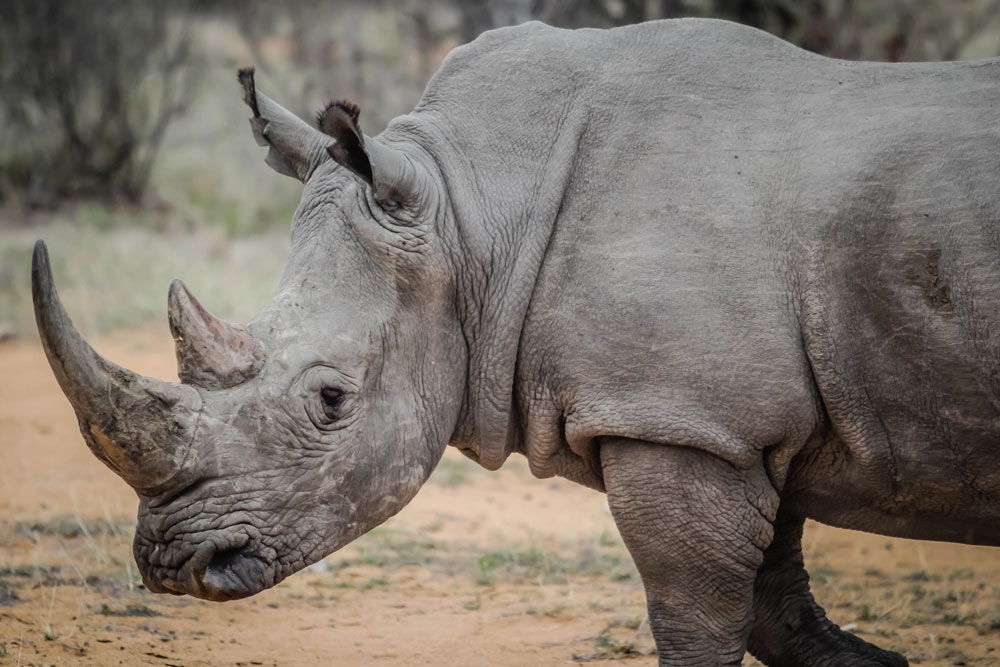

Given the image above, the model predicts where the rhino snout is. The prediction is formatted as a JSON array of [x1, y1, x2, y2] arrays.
[[137, 529, 277, 602]]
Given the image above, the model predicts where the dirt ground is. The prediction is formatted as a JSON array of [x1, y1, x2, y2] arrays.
[[2, 328, 1000, 666]]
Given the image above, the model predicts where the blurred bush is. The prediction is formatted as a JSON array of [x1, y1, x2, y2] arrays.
[[0, 0, 192, 208], [466, 0, 1000, 61], [2, 0, 999, 212], [1, 0, 999, 339]]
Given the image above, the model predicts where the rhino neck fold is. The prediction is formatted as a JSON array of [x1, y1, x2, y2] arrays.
[[398, 23, 593, 469]]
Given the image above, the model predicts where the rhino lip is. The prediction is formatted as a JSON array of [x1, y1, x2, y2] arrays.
[[152, 535, 272, 602], [197, 546, 270, 601]]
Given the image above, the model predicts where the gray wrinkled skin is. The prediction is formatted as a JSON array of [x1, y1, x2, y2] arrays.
[[134, 162, 468, 600], [32, 19, 1000, 666]]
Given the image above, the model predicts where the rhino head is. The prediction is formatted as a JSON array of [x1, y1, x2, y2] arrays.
[[32, 68, 467, 601]]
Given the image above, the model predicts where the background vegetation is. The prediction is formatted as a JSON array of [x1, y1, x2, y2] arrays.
[[3, 6, 1000, 664], [2, 0, 1000, 338]]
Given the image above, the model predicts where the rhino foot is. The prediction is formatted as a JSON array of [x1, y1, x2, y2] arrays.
[[751, 608, 908, 666], [779, 627, 908, 667], [747, 512, 908, 667]]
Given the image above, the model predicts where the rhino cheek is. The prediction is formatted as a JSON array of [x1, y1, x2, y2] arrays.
[[334, 444, 436, 536], [374, 459, 432, 516]]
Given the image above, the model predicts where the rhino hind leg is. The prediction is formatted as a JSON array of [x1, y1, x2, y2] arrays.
[[747, 512, 909, 667]]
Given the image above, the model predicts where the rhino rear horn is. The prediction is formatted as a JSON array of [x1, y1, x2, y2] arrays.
[[168, 279, 265, 389], [32, 241, 201, 494], [238, 67, 331, 182]]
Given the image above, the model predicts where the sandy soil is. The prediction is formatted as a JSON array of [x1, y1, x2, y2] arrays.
[[2, 328, 1000, 666]]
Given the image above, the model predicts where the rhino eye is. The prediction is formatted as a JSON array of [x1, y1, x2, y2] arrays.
[[301, 366, 355, 431], [320, 387, 344, 420]]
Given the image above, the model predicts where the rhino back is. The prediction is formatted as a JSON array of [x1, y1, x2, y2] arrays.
[[507, 20, 836, 486], [405, 19, 837, 480], [540, 24, 1000, 537], [402, 19, 1000, 537]]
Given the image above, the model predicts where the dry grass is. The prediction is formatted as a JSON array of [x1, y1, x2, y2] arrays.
[[4, 485, 1000, 665], [2, 332, 1000, 665], [0, 218, 290, 339]]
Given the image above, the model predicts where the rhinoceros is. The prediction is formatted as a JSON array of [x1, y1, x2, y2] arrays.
[[31, 17, 1000, 666]]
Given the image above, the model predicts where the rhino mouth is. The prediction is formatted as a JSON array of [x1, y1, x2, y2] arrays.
[[140, 532, 276, 602], [198, 547, 271, 600]]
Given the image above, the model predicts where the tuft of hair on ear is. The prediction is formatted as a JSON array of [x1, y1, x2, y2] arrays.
[[237, 66, 260, 118], [316, 100, 373, 184], [316, 100, 363, 140]]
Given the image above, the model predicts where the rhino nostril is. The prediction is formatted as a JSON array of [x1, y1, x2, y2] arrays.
[[207, 547, 245, 574]]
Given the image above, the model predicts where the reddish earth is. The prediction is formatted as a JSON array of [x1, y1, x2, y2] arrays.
[[1, 328, 999, 665]]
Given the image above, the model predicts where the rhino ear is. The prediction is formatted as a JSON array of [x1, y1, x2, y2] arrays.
[[317, 101, 422, 209], [318, 102, 372, 184], [238, 67, 329, 182]]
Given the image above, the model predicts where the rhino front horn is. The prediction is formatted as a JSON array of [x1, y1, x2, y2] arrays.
[[32, 241, 202, 494], [167, 279, 265, 389]]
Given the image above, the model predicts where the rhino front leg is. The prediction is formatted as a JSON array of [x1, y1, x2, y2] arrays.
[[747, 512, 909, 667], [600, 438, 778, 666]]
